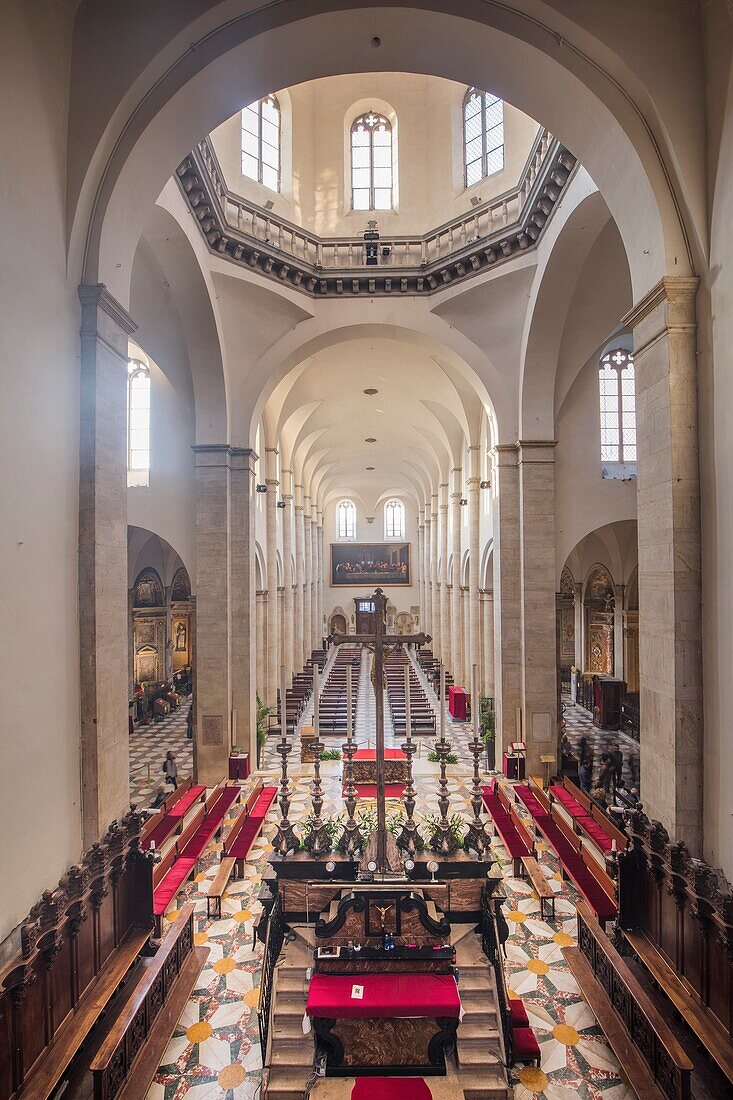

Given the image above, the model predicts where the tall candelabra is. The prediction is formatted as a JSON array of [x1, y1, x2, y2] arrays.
[[430, 661, 459, 855], [304, 661, 332, 855], [273, 664, 299, 857], [396, 660, 422, 854], [338, 664, 364, 856], [464, 663, 490, 859]]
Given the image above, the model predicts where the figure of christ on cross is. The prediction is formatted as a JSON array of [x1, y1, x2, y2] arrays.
[[327, 587, 431, 873]]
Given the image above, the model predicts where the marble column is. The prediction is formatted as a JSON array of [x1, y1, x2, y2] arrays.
[[431, 493, 440, 658], [439, 484, 451, 670], [316, 512, 324, 646], [492, 445, 521, 759], [303, 498, 312, 655], [265, 448, 279, 708], [230, 447, 258, 760], [450, 469, 463, 684], [417, 518, 425, 630], [574, 581, 584, 673], [518, 441, 558, 776], [624, 277, 702, 849], [613, 585, 625, 680], [78, 285, 135, 847], [193, 445, 232, 784], [281, 469, 295, 681], [294, 484, 305, 670], [467, 445, 481, 692], [424, 508, 433, 638], [481, 590, 495, 698], [256, 591, 265, 700]]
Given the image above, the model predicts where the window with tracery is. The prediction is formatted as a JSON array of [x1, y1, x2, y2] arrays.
[[463, 88, 504, 187], [384, 499, 405, 539], [241, 95, 281, 191], [127, 358, 150, 487], [599, 348, 636, 465], [337, 499, 356, 539], [351, 112, 393, 211]]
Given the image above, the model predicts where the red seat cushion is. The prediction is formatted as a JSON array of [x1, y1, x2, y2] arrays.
[[512, 1025, 541, 1061], [168, 785, 206, 819], [153, 857, 196, 914], [509, 998, 529, 1027]]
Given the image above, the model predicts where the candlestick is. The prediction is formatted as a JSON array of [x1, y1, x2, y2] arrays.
[[397, 662, 421, 854], [464, 663, 490, 859], [274, 664, 298, 857], [430, 660, 459, 855], [339, 664, 364, 855], [304, 660, 331, 855]]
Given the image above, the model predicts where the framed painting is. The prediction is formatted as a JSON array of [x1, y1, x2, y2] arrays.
[[330, 542, 410, 586]]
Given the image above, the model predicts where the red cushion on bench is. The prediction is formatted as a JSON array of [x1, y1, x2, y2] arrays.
[[143, 815, 178, 851], [153, 857, 196, 913], [509, 998, 529, 1027], [512, 1025, 541, 1061], [168, 785, 206, 819]]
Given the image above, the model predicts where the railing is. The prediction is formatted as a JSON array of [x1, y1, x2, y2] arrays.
[[620, 695, 640, 740], [257, 892, 287, 1063], [178, 128, 576, 296], [479, 885, 512, 1070]]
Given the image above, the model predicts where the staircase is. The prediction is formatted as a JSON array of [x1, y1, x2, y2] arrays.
[[452, 927, 512, 1100], [264, 929, 315, 1100]]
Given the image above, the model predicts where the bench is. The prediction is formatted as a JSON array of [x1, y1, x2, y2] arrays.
[[521, 856, 556, 920], [206, 857, 237, 919], [225, 786, 278, 876], [566, 902, 692, 1099], [1, 813, 153, 1100], [621, 927, 733, 1086], [481, 782, 533, 876], [90, 904, 208, 1100]]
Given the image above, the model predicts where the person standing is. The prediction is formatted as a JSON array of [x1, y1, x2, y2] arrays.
[[578, 756, 592, 794], [163, 750, 178, 788], [598, 753, 614, 797], [610, 742, 623, 788]]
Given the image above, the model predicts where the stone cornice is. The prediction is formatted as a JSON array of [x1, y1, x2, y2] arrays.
[[622, 276, 699, 330], [176, 137, 577, 299], [78, 284, 137, 336]]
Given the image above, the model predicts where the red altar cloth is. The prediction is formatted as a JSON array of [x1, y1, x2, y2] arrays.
[[306, 973, 461, 1019], [353, 749, 406, 760], [448, 685, 467, 720], [228, 753, 250, 781]]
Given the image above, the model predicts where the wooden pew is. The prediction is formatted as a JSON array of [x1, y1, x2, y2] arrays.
[[521, 856, 556, 920], [140, 777, 194, 845], [566, 902, 692, 1099], [206, 859, 237, 920], [621, 927, 733, 1086], [89, 904, 208, 1100]]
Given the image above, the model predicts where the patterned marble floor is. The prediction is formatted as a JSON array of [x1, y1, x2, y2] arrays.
[[561, 699, 640, 791], [129, 704, 194, 807]]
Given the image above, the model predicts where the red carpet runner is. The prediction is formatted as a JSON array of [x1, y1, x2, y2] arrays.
[[352, 1078, 431, 1099]]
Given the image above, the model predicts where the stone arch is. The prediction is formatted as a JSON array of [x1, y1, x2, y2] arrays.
[[68, 3, 703, 314]]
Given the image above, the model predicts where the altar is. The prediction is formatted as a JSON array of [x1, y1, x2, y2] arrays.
[[351, 748, 408, 785]]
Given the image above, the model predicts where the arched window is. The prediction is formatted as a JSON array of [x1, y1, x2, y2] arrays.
[[337, 499, 356, 539], [241, 94, 281, 191], [127, 358, 150, 487], [384, 499, 405, 539], [463, 88, 504, 187], [351, 112, 393, 211], [599, 349, 636, 466]]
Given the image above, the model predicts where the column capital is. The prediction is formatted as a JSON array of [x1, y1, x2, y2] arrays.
[[492, 443, 518, 467], [623, 276, 699, 354], [517, 440, 557, 464], [78, 283, 137, 337]]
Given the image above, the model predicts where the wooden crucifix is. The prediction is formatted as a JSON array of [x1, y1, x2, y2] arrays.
[[327, 587, 431, 872]]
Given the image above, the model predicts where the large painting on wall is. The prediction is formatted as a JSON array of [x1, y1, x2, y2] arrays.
[[330, 542, 410, 586]]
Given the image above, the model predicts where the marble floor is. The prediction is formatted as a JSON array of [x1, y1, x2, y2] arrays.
[[135, 670, 631, 1100], [561, 700, 640, 791], [129, 703, 194, 807]]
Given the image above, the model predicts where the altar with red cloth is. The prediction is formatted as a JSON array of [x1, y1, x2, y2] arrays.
[[351, 748, 408, 785], [448, 685, 467, 720], [306, 972, 461, 1076]]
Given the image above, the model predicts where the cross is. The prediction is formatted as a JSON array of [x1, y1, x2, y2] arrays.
[[327, 587, 431, 872]]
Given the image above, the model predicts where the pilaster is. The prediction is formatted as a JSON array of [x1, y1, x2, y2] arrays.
[[281, 469, 294, 680], [439, 484, 451, 671], [294, 484, 305, 669], [450, 468, 463, 686], [265, 448, 279, 708], [492, 444, 520, 758], [230, 447, 258, 761], [78, 284, 136, 847], [467, 445, 481, 694]]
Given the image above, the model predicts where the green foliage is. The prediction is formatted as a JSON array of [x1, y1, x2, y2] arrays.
[[298, 813, 341, 850], [388, 810, 425, 849], [427, 739, 458, 765], [319, 748, 342, 761], [480, 701, 495, 742], [256, 693, 276, 748], [423, 812, 466, 848]]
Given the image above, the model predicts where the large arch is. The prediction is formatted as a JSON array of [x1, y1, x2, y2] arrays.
[[67, 2, 704, 312]]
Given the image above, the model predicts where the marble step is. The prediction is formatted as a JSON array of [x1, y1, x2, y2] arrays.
[[456, 1041, 503, 1066], [459, 1068, 512, 1100], [265, 1068, 310, 1100], [273, 994, 308, 1017], [457, 969, 493, 992], [457, 1022, 502, 1047], [269, 1037, 315, 1067], [272, 1015, 308, 1040], [276, 971, 309, 995]]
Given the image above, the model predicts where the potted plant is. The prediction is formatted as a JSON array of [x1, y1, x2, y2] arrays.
[[480, 697, 496, 772], [256, 693, 276, 770]]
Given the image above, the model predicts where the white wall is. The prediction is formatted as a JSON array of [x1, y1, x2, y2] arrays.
[[128, 241, 197, 581], [0, 2, 82, 943], [322, 497, 420, 626], [209, 73, 539, 237]]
